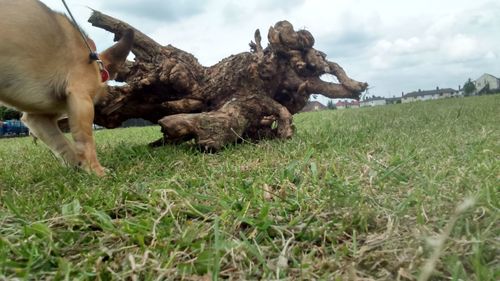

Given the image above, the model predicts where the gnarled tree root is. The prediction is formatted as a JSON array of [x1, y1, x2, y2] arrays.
[[88, 12, 368, 150]]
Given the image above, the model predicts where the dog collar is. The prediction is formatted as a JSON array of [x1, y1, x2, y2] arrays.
[[97, 60, 110, 83], [90, 52, 109, 82]]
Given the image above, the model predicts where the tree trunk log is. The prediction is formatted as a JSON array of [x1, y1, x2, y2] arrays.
[[88, 12, 368, 150]]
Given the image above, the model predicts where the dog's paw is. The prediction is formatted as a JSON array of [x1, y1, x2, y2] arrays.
[[93, 165, 108, 177], [79, 162, 108, 177]]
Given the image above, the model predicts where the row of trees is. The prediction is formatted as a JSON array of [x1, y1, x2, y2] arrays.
[[463, 79, 476, 96], [326, 100, 336, 109], [0, 107, 21, 120]]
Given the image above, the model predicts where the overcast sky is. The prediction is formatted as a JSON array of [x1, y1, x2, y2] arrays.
[[41, 0, 499, 103]]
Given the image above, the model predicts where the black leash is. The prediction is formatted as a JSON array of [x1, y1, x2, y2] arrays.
[[61, 0, 98, 60], [60, 0, 108, 81]]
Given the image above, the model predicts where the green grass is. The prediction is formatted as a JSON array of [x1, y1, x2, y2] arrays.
[[0, 95, 498, 280]]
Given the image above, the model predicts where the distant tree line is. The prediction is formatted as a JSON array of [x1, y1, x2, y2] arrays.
[[463, 79, 476, 96], [0, 106, 21, 120], [327, 100, 336, 110]]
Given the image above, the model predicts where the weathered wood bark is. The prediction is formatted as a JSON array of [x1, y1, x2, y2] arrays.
[[88, 12, 368, 150]]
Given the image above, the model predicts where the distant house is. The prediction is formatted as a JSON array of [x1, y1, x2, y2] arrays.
[[385, 96, 402, 104], [360, 96, 386, 107], [336, 100, 360, 109], [300, 101, 327, 112], [473, 73, 500, 95], [402, 87, 460, 103]]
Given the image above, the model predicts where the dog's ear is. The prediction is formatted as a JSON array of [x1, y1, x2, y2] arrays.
[[99, 29, 134, 80]]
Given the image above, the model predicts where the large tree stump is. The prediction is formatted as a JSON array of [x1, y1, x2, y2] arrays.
[[88, 11, 368, 150]]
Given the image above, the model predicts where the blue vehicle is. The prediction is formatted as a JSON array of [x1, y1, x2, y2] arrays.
[[0, 119, 29, 137]]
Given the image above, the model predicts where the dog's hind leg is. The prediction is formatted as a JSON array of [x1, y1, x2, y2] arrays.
[[21, 113, 80, 167], [66, 92, 106, 177]]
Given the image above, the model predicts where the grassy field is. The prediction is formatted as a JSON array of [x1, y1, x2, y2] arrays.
[[0, 95, 498, 280]]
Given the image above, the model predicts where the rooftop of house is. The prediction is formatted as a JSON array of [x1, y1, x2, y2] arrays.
[[476, 73, 499, 81], [336, 100, 360, 106], [362, 96, 386, 102], [403, 88, 457, 98], [385, 97, 402, 101], [300, 101, 326, 112]]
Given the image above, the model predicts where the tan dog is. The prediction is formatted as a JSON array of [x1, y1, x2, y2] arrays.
[[0, 0, 134, 176]]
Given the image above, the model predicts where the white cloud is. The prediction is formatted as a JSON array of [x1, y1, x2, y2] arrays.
[[369, 55, 391, 70], [441, 34, 479, 61], [485, 51, 496, 60]]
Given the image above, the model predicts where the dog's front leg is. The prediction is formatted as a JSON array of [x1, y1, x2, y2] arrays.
[[67, 93, 106, 176], [21, 113, 79, 166]]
